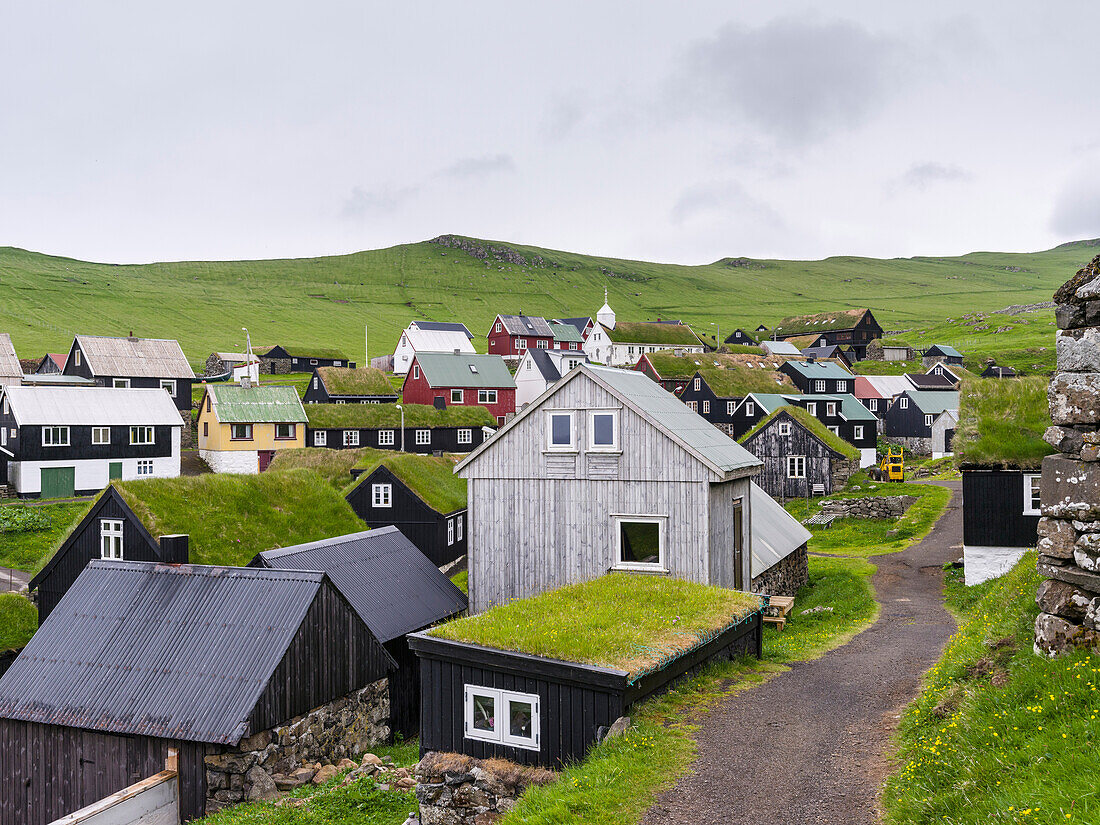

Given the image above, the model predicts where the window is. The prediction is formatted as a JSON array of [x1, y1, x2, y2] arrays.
[[372, 483, 392, 507], [203, 421, 209, 437], [343, 430, 360, 447], [137, 459, 154, 476], [206, 395, 211, 413], [589, 410, 619, 451], [537, 340, 548, 349], [815, 380, 826, 393], [416, 429, 431, 445], [934, 365, 943, 375], [687, 401, 697, 412], [314, 430, 327, 446], [627, 346, 635, 356], [451, 389, 464, 404], [478, 389, 497, 405], [495, 322, 502, 333], [826, 402, 837, 416], [92, 427, 111, 445], [310, 359, 319, 366], [924, 414, 934, 427], [727, 401, 736, 415], [615, 517, 665, 570], [336, 400, 347, 405], [457, 428, 472, 445], [787, 456, 806, 478], [100, 519, 124, 559], [313, 377, 319, 389], [1023, 474, 1042, 516], [525, 360, 532, 370], [836, 381, 847, 393], [854, 425, 864, 440], [745, 402, 755, 417], [806, 402, 817, 416], [457, 515, 463, 541], [447, 518, 455, 545], [333, 361, 341, 367], [693, 378, 701, 391], [702, 400, 710, 414], [828, 426, 840, 436], [292, 358, 299, 365], [378, 429, 395, 446], [868, 398, 878, 412], [160, 380, 176, 398], [112, 378, 130, 388], [464, 686, 540, 750], [517, 339, 527, 350], [778, 421, 791, 436], [413, 365, 420, 379], [899, 397, 909, 409], [548, 411, 574, 450], [74, 350, 81, 367], [42, 426, 69, 446], [569, 342, 578, 351], [124, 425, 153, 445], [275, 423, 296, 440]]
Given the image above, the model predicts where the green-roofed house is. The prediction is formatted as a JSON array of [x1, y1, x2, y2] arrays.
[[455, 363, 764, 612], [731, 392, 880, 466], [197, 384, 308, 473], [549, 321, 585, 352], [675, 357, 796, 435], [771, 308, 882, 360], [583, 300, 705, 366], [402, 352, 517, 424], [882, 389, 960, 454], [305, 403, 496, 453], [258, 344, 354, 373], [922, 343, 965, 369], [303, 366, 399, 405]]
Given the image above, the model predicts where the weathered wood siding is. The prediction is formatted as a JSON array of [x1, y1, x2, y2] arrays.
[[707, 477, 751, 589], [741, 415, 839, 499]]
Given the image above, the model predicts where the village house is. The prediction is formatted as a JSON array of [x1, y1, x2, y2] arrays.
[[724, 329, 759, 346], [549, 320, 585, 351], [401, 351, 516, 423], [392, 321, 475, 375], [61, 334, 195, 413], [455, 363, 763, 612], [981, 363, 1018, 378], [881, 389, 960, 453], [769, 308, 883, 360], [778, 359, 854, 395], [748, 481, 812, 596], [880, 341, 915, 361], [853, 374, 913, 418], [931, 409, 959, 459], [633, 350, 708, 394], [729, 392, 879, 466], [197, 384, 307, 473], [675, 355, 795, 436], [303, 366, 398, 404], [486, 314, 555, 361], [31, 354, 65, 375], [922, 343, 965, 368], [258, 345, 353, 374], [515, 348, 589, 408], [583, 301, 705, 366], [799, 343, 853, 370], [0, 386, 181, 499], [306, 403, 495, 453], [553, 316, 595, 341], [0, 334, 22, 390], [904, 369, 960, 391], [759, 340, 803, 358]]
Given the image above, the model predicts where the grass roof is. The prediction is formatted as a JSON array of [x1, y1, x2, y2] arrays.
[[642, 351, 710, 379], [350, 450, 467, 513], [604, 321, 703, 346], [305, 403, 494, 429], [953, 375, 1054, 470], [773, 308, 868, 337], [429, 574, 761, 678], [696, 360, 795, 397], [264, 345, 349, 360], [740, 405, 860, 460], [317, 366, 396, 396], [267, 447, 372, 489], [114, 469, 366, 566], [720, 344, 764, 355]]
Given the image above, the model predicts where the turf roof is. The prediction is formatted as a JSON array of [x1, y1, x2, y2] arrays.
[[316, 366, 396, 396], [641, 351, 711, 379], [739, 405, 861, 460], [603, 321, 704, 346], [953, 375, 1054, 470], [350, 450, 467, 514], [305, 403, 494, 429], [263, 345, 349, 360], [429, 573, 761, 678], [694, 361, 794, 397], [773, 308, 869, 337]]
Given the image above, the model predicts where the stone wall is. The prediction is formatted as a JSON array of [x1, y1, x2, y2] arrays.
[[1035, 253, 1100, 656], [415, 752, 556, 825], [882, 435, 933, 455], [200, 448, 259, 474], [820, 495, 917, 520], [751, 544, 809, 597], [205, 678, 390, 810], [259, 356, 293, 375], [830, 457, 861, 493]]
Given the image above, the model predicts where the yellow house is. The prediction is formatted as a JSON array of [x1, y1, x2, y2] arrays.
[[197, 384, 306, 473]]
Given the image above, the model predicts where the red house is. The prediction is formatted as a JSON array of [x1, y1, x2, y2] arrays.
[[401, 352, 517, 424], [487, 314, 555, 360]]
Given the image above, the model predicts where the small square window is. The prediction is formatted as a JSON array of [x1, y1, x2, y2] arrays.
[[378, 429, 395, 446], [478, 389, 497, 405], [372, 483, 392, 507], [589, 410, 618, 451], [92, 427, 111, 445], [548, 412, 573, 450], [778, 421, 791, 436], [464, 686, 540, 750], [160, 380, 176, 398], [826, 402, 837, 416], [314, 430, 327, 446], [137, 459, 154, 476], [787, 456, 806, 478], [451, 389, 464, 404], [616, 518, 664, 569], [416, 429, 431, 445], [344, 430, 360, 447], [457, 428, 472, 445], [854, 425, 864, 440], [807, 402, 817, 416]]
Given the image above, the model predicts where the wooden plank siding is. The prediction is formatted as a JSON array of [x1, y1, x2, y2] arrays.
[[741, 415, 843, 499], [962, 469, 1040, 548]]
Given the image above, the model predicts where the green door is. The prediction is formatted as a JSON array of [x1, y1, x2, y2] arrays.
[[109, 462, 123, 481], [41, 466, 75, 499]]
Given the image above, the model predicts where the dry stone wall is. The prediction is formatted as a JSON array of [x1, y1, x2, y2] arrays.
[[415, 752, 556, 825], [751, 544, 809, 597], [1036, 254, 1100, 656], [820, 495, 917, 520]]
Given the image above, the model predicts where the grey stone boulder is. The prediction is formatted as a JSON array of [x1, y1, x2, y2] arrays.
[[1049, 373, 1100, 426], [1041, 456, 1100, 519], [599, 716, 632, 742], [1036, 578, 1094, 621], [1057, 329, 1100, 373], [245, 767, 279, 801], [1074, 533, 1100, 571], [1034, 612, 1100, 657]]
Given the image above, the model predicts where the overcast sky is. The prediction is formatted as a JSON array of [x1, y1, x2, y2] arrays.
[[2, 1, 1098, 264]]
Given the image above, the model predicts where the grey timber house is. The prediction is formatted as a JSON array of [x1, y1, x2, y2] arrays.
[[456, 364, 763, 613]]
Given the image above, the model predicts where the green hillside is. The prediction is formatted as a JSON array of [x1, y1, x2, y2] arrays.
[[1, 235, 1095, 373]]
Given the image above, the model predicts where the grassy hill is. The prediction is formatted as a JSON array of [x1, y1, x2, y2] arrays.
[[1, 235, 1095, 373]]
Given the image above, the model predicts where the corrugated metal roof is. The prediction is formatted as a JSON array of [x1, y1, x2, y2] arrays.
[[404, 326, 477, 355], [75, 335, 195, 379], [781, 360, 853, 380], [549, 322, 584, 343], [0, 561, 327, 744], [2, 386, 183, 426], [760, 341, 803, 356], [411, 321, 474, 339], [906, 390, 960, 414], [0, 333, 21, 378], [744, 393, 792, 414], [209, 384, 307, 423], [17, 373, 97, 387], [498, 314, 555, 337], [928, 344, 963, 358], [797, 393, 879, 422], [256, 527, 468, 643], [857, 375, 912, 399], [906, 372, 956, 390], [750, 482, 811, 577], [556, 317, 592, 335], [415, 352, 515, 389]]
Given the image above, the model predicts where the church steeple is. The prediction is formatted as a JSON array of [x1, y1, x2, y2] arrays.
[[597, 287, 615, 330]]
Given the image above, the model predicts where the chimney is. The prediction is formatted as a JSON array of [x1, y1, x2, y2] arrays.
[[159, 534, 189, 564], [128, 330, 137, 341], [454, 348, 460, 355]]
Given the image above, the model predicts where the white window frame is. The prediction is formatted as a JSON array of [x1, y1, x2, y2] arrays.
[[447, 518, 454, 545], [112, 378, 130, 389], [160, 379, 176, 398], [343, 430, 360, 447], [372, 483, 392, 507], [495, 322, 502, 333], [836, 381, 847, 393], [745, 401, 755, 417], [588, 409, 620, 452], [415, 429, 431, 445], [231, 423, 253, 441], [129, 426, 155, 445], [92, 427, 111, 445], [868, 398, 878, 412], [333, 360, 341, 367], [702, 400, 710, 414], [451, 388, 464, 404], [613, 515, 667, 572], [457, 428, 472, 445], [74, 350, 81, 367], [787, 455, 806, 479], [275, 423, 296, 440], [137, 459, 154, 476], [693, 377, 701, 391], [463, 685, 540, 750], [457, 514, 463, 541], [100, 519, 124, 559], [815, 380, 826, 393], [778, 421, 791, 436], [314, 430, 327, 446], [899, 396, 909, 409], [828, 425, 840, 436], [1023, 474, 1042, 516], [310, 359, 319, 366], [313, 377, 319, 389], [687, 400, 697, 412], [727, 401, 735, 415], [924, 414, 934, 427], [547, 411, 575, 451], [478, 389, 497, 405], [43, 426, 69, 447], [517, 339, 527, 350], [853, 425, 864, 440], [537, 339, 549, 349], [413, 365, 420, 380], [378, 429, 395, 446], [826, 402, 837, 417], [806, 402, 817, 416]]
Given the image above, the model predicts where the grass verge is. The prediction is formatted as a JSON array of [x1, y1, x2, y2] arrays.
[[0, 501, 91, 573], [0, 593, 38, 652]]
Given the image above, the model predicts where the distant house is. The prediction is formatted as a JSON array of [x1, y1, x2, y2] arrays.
[[486, 314, 555, 361], [515, 348, 588, 408], [345, 450, 470, 567], [905, 367, 960, 391], [739, 407, 861, 500], [251, 527, 468, 739], [931, 409, 959, 459], [799, 344, 853, 370], [853, 375, 912, 419], [259, 345, 353, 374], [197, 384, 307, 473], [35, 354, 67, 375], [549, 321, 585, 352], [393, 321, 475, 376], [633, 351, 709, 394], [730, 392, 878, 466], [881, 390, 960, 453], [779, 359, 854, 395], [676, 356, 795, 435], [0, 334, 21, 390], [203, 351, 260, 383], [61, 334, 195, 413], [0, 386, 182, 499], [401, 352, 516, 424], [981, 363, 1018, 379], [583, 301, 705, 366], [1, 560, 393, 823], [922, 344, 964, 368], [554, 316, 595, 341], [724, 329, 759, 346], [770, 309, 883, 360], [305, 403, 495, 453], [880, 342, 914, 362], [303, 366, 398, 404], [759, 340, 803, 358], [456, 363, 763, 612]]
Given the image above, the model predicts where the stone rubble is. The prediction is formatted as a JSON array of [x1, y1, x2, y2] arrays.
[[414, 752, 556, 825]]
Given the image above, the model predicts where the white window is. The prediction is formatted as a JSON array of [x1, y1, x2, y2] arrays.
[[451, 389, 464, 404], [778, 421, 791, 436], [0, 429, 4, 447], [130, 426, 154, 445], [137, 459, 154, 476], [92, 427, 111, 445], [745, 402, 755, 417], [372, 483, 392, 507], [310, 359, 318, 365], [615, 516, 666, 571], [899, 396, 909, 409], [537, 340, 548, 349], [333, 361, 341, 367], [457, 515, 463, 541], [313, 377, 319, 389], [457, 428, 472, 445], [837, 381, 847, 393], [806, 402, 817, 416], [547, 411, 575, 450], [815, 380, 826, 393], [292, 358, 299, 365], [74, 350, 81, 367], [868, 398, 878, 412], [478, 389, 497, 405], [854, 425, 864, 440], [727, 401, 735, 415], [447, 518, 454, 545], [464, 685, 540, 750], [627, 346, 635, 356], [231, 423, 253, 440], [828, 425, 840, 435], [413, 365, 420, 379], [275, 423, 296, 440], [687, 401, 697, 412], [1023, 474, 1042, 516], [160, 380, 176, 398], [702, 400, 710, 414], [826, 402, 837, 416], [43, 426, 69, 446], [924, 414, 934, 427], [335, 400, 347, 405], [787, 456, 806, 478], [100, 519, 124, 559], [693, 378, 701, 391], [343, 430, 360, 447], [589, 410, 619, 451], [378, 429, 395, 446], [569, 342, 578, 351], [517, 339, 527, 350], [525, 360, 532, 370], [314, 430, 327, 446], [112, 378, 130, 388], [495, 322, 502, 333], [416, 429, 431, 445]]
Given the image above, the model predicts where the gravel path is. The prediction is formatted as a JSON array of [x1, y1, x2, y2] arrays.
[[643, 480, 962, 825]]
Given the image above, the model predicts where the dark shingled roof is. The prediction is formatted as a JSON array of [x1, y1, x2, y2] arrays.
[[413, 321, 474, 339], [253, 527, 467, 643]]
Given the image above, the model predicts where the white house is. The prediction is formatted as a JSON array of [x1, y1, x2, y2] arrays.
[[0, 333, 22, 390], [582, 301, 705, 366], [393, 321, 475, 375], [514, 348, 589, 408], [759, 340, 803, 357]]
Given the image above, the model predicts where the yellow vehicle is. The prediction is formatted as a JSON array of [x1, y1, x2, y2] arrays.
[[874, 446, 905, 482]]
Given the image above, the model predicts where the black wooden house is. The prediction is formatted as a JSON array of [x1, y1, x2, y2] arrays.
[[302, 366, 398, 405], [305, 403, 494, 454], [730, 392, 878, 465], [677, 366, 795, 436], [723, 329, 758, 346], [881, 390, 959, 446], [259, 345, 354, 372], [61, 335, 195, 413], [770, 308, 883, 359], [778, 360, 854, 395], [739, 407, 860, 499]]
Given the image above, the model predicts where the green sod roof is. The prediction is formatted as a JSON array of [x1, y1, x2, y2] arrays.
[[429, 573, 761, 678], [305, 403, 495, 429], [549, 322, 584, 343], [694, 363, 794, 397], [0, 593, 38, 654], [350, 449, 467, 514], [641, 351, 711, 379], [207, 384, 307, 423], [413, 352, 515, 389], [262, 345, 350, 360], [740, 406, 860, 460], [773, 308, 869, 337], [954, 376, 1054, 470], [316, 366, 396, 397], [267, 447, 374, 490], [602, 321, 703, 346], [112, 469, 366, 567]]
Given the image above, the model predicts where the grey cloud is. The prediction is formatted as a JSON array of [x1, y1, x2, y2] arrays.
[[892, 162, 973, 192], [436, 154, 516, 180], [671, 181, 784, 228], [341, 185, 418, 219], [1050, 171, 1100, 239]]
